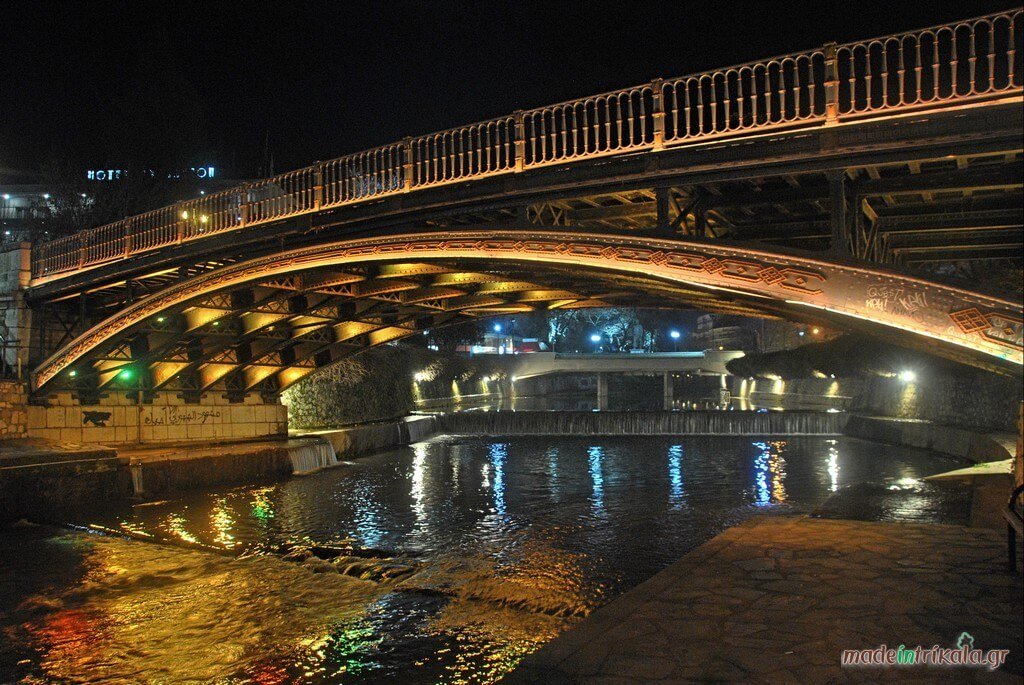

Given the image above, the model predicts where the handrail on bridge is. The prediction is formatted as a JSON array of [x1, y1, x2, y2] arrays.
[[30, 9, 1023, 280]]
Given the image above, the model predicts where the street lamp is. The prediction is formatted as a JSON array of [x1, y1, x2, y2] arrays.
[[493, 323, 502, 333], [669, 329, 681, 352], [590, 333, 601, 352]]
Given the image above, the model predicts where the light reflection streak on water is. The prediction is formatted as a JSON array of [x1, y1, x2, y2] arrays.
[[251, 486, 276, 521], [411, 443, 428, 529], [668, 444, 685, 509], [827, 440, 840, 492], [490, 443, 507, 516], [771, 441, 788, 503], [587, 446, 604, 515], [211, 497, 239, 549], [546, 447, 560, 499], [352, 482, 383, 549], [164, 512, 200, 545], [752, 440, 788, 506]]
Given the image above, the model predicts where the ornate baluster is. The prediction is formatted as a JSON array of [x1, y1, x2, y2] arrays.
[[825, 42, 840, 121], [986, 21, 997, 92], [1009, 16, 1018, 87], [969, 26, 978, 92]]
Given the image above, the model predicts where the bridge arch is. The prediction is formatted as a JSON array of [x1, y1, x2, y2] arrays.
[[30, 230, 1022, 397]]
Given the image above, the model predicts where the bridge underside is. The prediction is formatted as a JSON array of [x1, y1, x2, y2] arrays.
[[29, 230, 1022, 401]]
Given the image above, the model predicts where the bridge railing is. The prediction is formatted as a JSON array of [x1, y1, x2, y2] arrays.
[[30, 8, 1022, 280]]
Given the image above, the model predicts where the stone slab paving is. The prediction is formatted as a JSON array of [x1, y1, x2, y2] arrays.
[[506, 516, 1023, 684]]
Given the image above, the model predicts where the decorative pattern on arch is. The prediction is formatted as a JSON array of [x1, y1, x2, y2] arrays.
[[31, 230, 1023, 393]]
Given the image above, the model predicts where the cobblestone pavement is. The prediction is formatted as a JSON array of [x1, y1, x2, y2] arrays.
[[506, 516, 1023, 684]]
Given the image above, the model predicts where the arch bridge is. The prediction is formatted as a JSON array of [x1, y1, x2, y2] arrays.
[[14, 9, 1024, 404]]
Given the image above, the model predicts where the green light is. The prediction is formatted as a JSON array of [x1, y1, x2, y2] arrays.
[[157, 316, 165, 323], [119, 369, 134, 380], [68, 370, 77, 377]]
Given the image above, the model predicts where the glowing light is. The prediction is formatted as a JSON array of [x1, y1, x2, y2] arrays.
[[1, 194, 8, 200], [493, 323, 502, 332], [119, 368, 134, 380], [156, 316, 165, 323], [180, 210, 189, 220], [200, 214, 209, 224], [413, 371, 427, 382], [812, 327, 820, 335], [68, 370, 77, 377], [669, 330, 681, 339], [590, 334, 601, 343], [899, 370, 916, 383], [42, 193, 50, 199]]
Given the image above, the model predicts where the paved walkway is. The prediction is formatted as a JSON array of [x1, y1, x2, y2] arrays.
[[507, 516, 1022, 684]]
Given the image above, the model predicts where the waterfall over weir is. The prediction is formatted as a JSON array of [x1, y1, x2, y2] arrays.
[[287, 439, 339, 475], [438, 410, 847, 436]]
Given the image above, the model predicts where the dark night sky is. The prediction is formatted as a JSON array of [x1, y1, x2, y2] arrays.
[[2, 0, 1018, 178]]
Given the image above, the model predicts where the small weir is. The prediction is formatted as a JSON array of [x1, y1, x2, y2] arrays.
[[438, 409, 848, 436], [286, 439, 339, 475]]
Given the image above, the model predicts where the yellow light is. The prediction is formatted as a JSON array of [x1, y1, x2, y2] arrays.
[[180, 210, 189, 220], [812, 327, 820, 335], [200, 214, 209, 224]]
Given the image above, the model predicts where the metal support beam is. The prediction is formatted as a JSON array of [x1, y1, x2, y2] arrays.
[[829, 170, 849, 254], [655, 187, 671, 235]]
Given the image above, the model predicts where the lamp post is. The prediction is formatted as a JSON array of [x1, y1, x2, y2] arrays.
[[669, 329, 681, 352], [590, 333, 601, 353]]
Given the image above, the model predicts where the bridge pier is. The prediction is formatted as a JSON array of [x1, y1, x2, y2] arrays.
[[0, 243, 32, 439], [0, 243, 32, 383], [596, 373, 608, 411], [663, 371, 674, 411]]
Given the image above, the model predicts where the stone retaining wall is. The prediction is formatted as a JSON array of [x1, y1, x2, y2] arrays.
[[27, 392, 288, 445], [0, 379, 28, 439], [733, 374, 1020, 432]]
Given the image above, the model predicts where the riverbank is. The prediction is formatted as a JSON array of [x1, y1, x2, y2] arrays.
[[506, 515, 1023, 683]]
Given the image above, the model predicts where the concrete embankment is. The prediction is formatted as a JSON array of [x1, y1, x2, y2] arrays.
[[843, 414, 1015, 463], [299, 415, 439, 459]]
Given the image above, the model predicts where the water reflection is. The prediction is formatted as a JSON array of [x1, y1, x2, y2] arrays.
[[752, 440, 788, 506], [411, 443, 428, 530], [489, 443, 507, 517], [353, 482, 384, 549], [2, 435, 970, 684], [587, 446, 604, 516], [667, 444, 686, 509], [211, 497, 239, 549], [546, 447, 560, 499], [827, 440, 840, 492]]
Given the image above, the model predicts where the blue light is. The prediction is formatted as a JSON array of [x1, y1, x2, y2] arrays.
[[668, 445, 685, 508], [493, 323, 502, 333], [489, 443, 507, 516], [670, 330, 681, 340], [590, 334, 601, 343], [588, 446, 604, 515]]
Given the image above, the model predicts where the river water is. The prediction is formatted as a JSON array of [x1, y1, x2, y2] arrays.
[[0, 435, 967, 683]]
